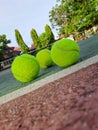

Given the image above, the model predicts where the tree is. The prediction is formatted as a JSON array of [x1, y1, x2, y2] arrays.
[[45, 24, 55, 47], [30, 25, 55, 50], [15, 29, 29, 53], [0, 34, 11, 61], [39, 24, 55, 49], [49, 0, 98, 36], [38, 32, 48, 48], [30, 29, 41, 50]]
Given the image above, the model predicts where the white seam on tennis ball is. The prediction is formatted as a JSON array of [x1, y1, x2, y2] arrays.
[[56, 43, 80, 52], [0, 55, 97, 105]]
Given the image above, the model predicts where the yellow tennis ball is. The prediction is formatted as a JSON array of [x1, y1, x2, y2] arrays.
[[51, 38, 80, 67], [11, 54, 40, 82], [36, 49, 53, 69]]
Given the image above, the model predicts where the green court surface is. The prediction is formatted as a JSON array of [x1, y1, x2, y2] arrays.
[[0, 34, 98, 97]]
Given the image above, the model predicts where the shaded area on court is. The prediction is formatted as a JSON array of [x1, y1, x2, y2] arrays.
[[0, 34, 98, 96]]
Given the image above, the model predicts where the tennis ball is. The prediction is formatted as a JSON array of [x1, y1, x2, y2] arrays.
[[11, 54, 40, 82], [51, 38, 80, 67], [36, 49, 53, 69]]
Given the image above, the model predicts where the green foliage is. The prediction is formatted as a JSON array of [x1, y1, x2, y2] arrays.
[[45, 24, 55, 45], [39, 32, 48, 48], [0, 34, 11, 61], [49, 0, 98, 35], [30, 24, 55, 50], [15, 29, 29, 53], [30, 29, 41, 50]]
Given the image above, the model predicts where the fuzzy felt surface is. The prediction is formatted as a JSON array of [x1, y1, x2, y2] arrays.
[[36, 49, 53, 69], [11, 54, 40, 82], [51, 38, 80, 67]]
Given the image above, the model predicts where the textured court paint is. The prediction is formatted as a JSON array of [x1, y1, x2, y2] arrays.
[[0, 34, 98, 97], [0, 55, 98, 105]]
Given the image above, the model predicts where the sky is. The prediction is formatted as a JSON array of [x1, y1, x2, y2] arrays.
[[0, 0, 57, 47]]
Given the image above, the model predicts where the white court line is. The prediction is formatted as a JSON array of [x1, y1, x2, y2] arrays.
[[0, 55, 98, 105]]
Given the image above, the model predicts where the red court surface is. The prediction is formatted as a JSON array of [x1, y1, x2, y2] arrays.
[[0, 62, 98, 130]]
